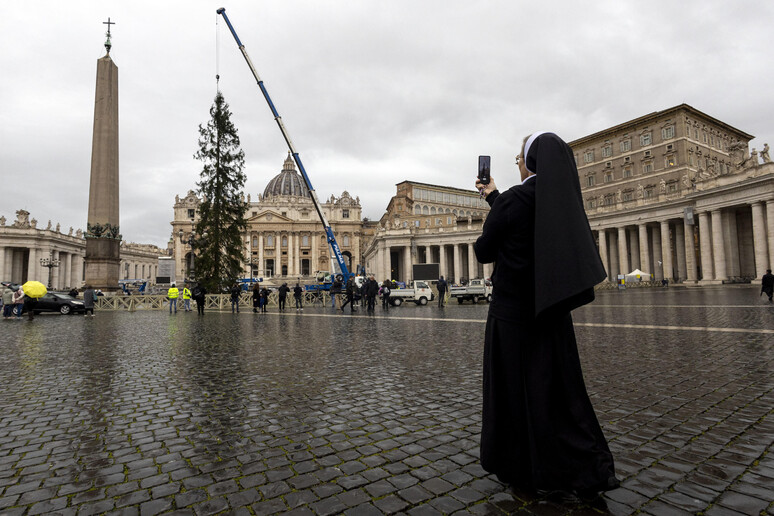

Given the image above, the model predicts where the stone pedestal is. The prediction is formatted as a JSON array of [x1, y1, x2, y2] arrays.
[[85, 239, 120, 290]]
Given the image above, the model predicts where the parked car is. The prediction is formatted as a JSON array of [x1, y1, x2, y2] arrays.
[[23, 293, 86, 315]]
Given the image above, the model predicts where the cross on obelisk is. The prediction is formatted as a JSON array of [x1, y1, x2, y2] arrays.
[[103, 17, 115, 54]]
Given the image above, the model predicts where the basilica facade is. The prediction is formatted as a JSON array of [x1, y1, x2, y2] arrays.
[[574, 104, 773, 283], [171, 154, 365, 284]]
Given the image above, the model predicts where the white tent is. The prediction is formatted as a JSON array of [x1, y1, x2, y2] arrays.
[[625, 269, 652, 281]]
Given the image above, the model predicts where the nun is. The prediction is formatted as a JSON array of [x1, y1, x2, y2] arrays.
[[474, 132, 619, 498]]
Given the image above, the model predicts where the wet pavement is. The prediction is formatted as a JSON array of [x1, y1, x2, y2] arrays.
[[0, 285, 772, 515]]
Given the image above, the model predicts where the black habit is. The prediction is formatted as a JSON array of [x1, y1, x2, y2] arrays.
[[474, 132, 616, 493]]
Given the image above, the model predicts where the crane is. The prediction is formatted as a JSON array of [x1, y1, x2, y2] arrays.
[[216, 7, 351, 280]]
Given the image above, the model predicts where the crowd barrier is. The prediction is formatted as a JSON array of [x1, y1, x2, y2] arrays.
[[95, 292, 332, 311]]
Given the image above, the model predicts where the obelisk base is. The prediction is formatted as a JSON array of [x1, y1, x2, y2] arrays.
[[85, 238, 121, 291]]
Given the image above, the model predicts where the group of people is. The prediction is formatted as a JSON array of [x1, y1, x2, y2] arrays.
[[1, 285, 27, 319], [331, 275, 393, 313], [1, 284, 97, 319], [167, 283, 207, 315]]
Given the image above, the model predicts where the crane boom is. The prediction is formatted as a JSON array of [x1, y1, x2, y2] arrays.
[[216, 7, 351, 278]]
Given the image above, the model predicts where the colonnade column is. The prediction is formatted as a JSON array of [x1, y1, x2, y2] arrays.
[[376, 246, 384, 281], [629, 228, 640, 271], [766, 200, 774, 273], [724, 211, 740, 279], [751, 201, 769, 279], [711, 209, 727, 281], [597, 230, 609, 281], [64, 253, 72, 288], [652, 229, 662, 281], [609, 231, 619, 279], [660, 221, 673, 281], [698, 212, 713, 281], [384, 244, 391, 280], [3, 249, 12, 283], [638, 224, 650, 276], [439, 245, 447, 279], [467, 243, 477, 280], [453, 244, 462, 284], [403, 245, 412, 283], [618, 227, 629, 275], [28, 248, 38, 283], [674, 223, 687, 281], [0, 247, 5, 283], [683, 220, 697, 282]]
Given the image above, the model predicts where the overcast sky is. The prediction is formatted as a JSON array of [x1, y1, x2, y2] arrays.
[[2, 1, 772, 247]]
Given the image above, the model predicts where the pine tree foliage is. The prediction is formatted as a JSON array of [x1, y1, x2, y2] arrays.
[[193, 92, 248, 292]]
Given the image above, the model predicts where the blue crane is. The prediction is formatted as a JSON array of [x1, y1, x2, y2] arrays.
[[216, 7, 351, 280]]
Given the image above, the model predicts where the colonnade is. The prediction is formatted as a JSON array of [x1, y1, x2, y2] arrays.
[[370, 240, 494, 284], [595, 199, 774, 283], [0, 247, 84, 289]]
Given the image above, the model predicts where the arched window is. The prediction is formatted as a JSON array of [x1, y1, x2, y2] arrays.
[[422, 206, 429, 215], [430, 207, 436, 215], [414, 205, 421, 215], [266, 235, 274, 247]]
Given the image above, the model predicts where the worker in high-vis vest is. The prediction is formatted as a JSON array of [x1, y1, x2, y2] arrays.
[[182, 286, 192, 312], [167, 284, 179, 314]]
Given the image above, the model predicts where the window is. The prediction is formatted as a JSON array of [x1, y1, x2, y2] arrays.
[[252, 236, 258, 247], [436, 218, 442, 226], [342, 209, 350, 219], [282, 236, 287, 247], [662, 126, 675, 139], [414, 205, 421, 215], [620, 140, 631, 152], [430, 207, 437, 215], [668, 182, 677, 193], [604, 172, 614, 183], [666, 144, 673, 151], [643, 163, 653, 174], [624, 156, 631, 163], [343, 236, 350, 246], [623, 191, 633, 202], [665, 155, 676, 167], [266, 259, 274, 276], [604, 195, 615, 206], [301, 259, 310, 276], [644, 150, 652, 157], [266, 235, 274, 247], [447, 217, 452, 224], [187, 209, 195, 219], [644, 187, 654, 199], [586, 175, 595, 187], [584, 150, 594, 163], [640, 132, 652, 146], [602, 145, 612, 158], [302, 235, 309, 246], [422, 206, 429, 215], [623, 167, 632, 178], [281, 211, 287, 217], [605, 161, 612, 168], [586, 199, 595, 209]]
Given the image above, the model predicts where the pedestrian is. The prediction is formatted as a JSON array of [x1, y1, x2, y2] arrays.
[[365, 276, 378, 312], [340, 276, 357, 313], [252, 284, 261, 313], [2, 285, 14, 319], [83, 284, 96, 317], [293, 282, 303, 310], [331, 276, 342, 309], [167, 283, 179, 314], [474, 132, 618, 499], [260, 286, 270, 312], [12, 286, 25, 319], [437, 276, 448, 307], [23, 292, 37, 320], [278, 283, 289, 311], [230, 283, 241, 313], [193, 282, 207, 315], [761, 268, 774, 302], [360, 280, 367, 307], [381, 279, 391, 309], [68, 287, 79, 298], [182, 285, 192, 312]]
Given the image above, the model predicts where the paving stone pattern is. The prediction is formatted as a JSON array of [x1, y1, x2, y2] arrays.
[[0, 285, 771, 515]]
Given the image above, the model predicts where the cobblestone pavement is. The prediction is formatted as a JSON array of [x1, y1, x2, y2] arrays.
[[0, 285, 771, 515]]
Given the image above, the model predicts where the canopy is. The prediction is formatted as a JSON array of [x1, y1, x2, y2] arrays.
[[625, 269, 652, 280]]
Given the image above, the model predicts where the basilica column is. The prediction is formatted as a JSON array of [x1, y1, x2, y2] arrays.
[[751, 201, 769, 279], [698, 212, 713, 281], [384, 243, 392, 280], [674, 223, 687, 281], [618, 227, 629, 276], [629, 228, 640, 271], [638, 224, 650, 276], [468, 243, 477, 280], [597, 230, 609, 281], [453, 244, 462, 283], [711, 210, 727, 281], [660, 221, 673, 281], [286, 233, 293, 276], [652, 228, 663, 281], [258, 233, 264, 278], [439, 244, 447, 279]]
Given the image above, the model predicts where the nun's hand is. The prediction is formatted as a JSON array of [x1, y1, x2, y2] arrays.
[[476, 177, 497, 198]]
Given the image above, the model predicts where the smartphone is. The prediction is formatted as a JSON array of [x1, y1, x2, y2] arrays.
[[478, 155, 491, 185]]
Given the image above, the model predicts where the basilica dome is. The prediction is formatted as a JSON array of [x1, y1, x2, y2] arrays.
[[263, 153, 312, 198]]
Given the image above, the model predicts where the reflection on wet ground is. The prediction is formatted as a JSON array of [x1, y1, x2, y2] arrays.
[[0, 285, 771, 515]]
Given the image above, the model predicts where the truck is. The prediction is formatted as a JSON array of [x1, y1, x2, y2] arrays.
[[450, 278, 492, 304], [388, 280, 435, 306]]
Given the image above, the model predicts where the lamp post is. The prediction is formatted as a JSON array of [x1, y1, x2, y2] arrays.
[[40, 251, 60, 289], [178, 222, 206, 281]]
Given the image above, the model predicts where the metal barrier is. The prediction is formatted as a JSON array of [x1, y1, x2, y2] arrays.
[[94, 292, 332, 311]]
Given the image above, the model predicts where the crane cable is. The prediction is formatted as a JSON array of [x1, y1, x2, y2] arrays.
[[215, 13, 221, 92]]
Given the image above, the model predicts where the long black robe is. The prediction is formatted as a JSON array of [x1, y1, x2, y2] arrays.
[[474, 134, 616, 493]]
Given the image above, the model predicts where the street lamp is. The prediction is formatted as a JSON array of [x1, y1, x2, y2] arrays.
[[178, 222, 207, 280], [40, 251, 60, 289]]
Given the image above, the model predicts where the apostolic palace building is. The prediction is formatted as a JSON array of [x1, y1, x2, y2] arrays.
[[575, 104, 773, 284]]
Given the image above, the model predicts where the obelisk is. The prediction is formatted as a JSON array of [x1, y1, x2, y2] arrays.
[[84, 19, 121, 291]]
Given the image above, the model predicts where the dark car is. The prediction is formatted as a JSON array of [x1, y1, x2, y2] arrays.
[[24, 293, 86, 315]]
